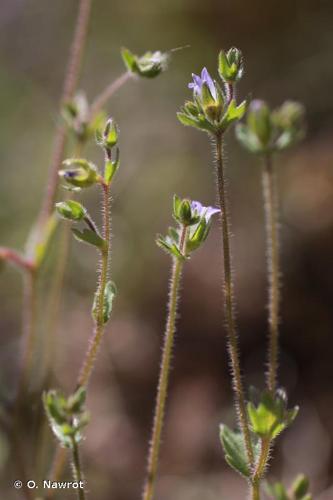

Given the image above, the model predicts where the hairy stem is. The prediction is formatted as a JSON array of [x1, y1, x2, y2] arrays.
[[39, 0, 92, 222], [71, 438, 86, 500], [250, 436, 270, 500], [214, 133, 254, 466], [90, 71, 132, 117], [254, 437, 270, 481], [251, 481, 260, 500], [262, 155, 280, 394], [142, 226, 187, 500], [78, 182, 111, 387]]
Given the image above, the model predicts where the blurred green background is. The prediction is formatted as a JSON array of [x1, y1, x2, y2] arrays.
[[1, 0, 333, 498]]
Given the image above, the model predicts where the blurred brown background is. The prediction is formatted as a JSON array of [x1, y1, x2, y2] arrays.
[[1, 0, 333, 498]]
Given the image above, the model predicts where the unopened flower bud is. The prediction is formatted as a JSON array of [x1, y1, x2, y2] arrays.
[[59, 159, 99, 188], [55, 200, 86, 222]]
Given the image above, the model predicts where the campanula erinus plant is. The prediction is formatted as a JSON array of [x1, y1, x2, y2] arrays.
[[0, 0, 171, 493], [0, 1, 322, 496], [143, 197, 219, 500], [178, 48, 308, 499]]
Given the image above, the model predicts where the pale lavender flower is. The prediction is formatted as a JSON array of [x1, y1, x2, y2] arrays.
[[188, 67, 217, 100], [191, 200, 220, 222]]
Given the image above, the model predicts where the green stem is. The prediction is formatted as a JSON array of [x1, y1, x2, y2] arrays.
[[78, 182, 111, 387], [262, 154, 280, 394], [90, 71, 132, 117], [71, 438, 86, 500], [251, 437, 271, 500], [214, 133, 254, 467], [251, 481, 260, 500], [142, 226, 187, 500]]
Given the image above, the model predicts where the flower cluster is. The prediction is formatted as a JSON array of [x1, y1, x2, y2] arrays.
[[177, 48, 246, 134], [236, 99, 305, 155], [43, 387, 89, 449], [157, 196, 219, 259], [121, 47, 169, 78]]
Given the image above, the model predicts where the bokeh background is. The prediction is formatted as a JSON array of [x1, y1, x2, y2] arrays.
[[1, 0, 333, 498]]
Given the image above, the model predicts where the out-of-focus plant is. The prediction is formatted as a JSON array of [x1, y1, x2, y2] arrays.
[[266, 474, 312, 500], [236, 98, 305, 392], [235, 99, 305, 495], [178, 48, 305, 499], [142, 197, 219, 500], [43, 387, 89, 500]]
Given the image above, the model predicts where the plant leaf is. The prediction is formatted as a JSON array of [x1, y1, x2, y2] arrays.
[[92, 281, 117, 325], [219, 424, 250, 478], [72, 228, 106, 250]]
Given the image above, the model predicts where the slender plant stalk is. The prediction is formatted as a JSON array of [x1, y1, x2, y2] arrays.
[[78, 182, 111, 387], [90, 71, 132, 117], [39, 0, 92, 222], [251, 482, 260, 500], [262, 154, 280, 394], [251, 437, 270, 500], [142, 226, 187, 500], [214, 133, 254, 467], [248, 154, 279, 499], [16, 270, 38, 399], [11, 269, 38, 500], [71, 437, 86, 500], [0, 247, 34, 272]]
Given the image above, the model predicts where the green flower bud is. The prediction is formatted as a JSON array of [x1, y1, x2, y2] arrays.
[[272, 101, 305, 150], [273, 101, 305, 130], [55, 200, 86, 222], [62, 92, 90, 142], [121, 47, 169, 78], [173, 195, 201, 226], [247, 100, 272, 148], [59, 159, 100, 188], [291, 474, 310, 499], [247, 388, 298, 439], [103, 118, 118, 148], [218, 47, 244, 83]]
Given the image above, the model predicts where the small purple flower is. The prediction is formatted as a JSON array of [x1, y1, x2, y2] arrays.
[[188, 67, 217, 100], [191, 200, 220, 222]]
